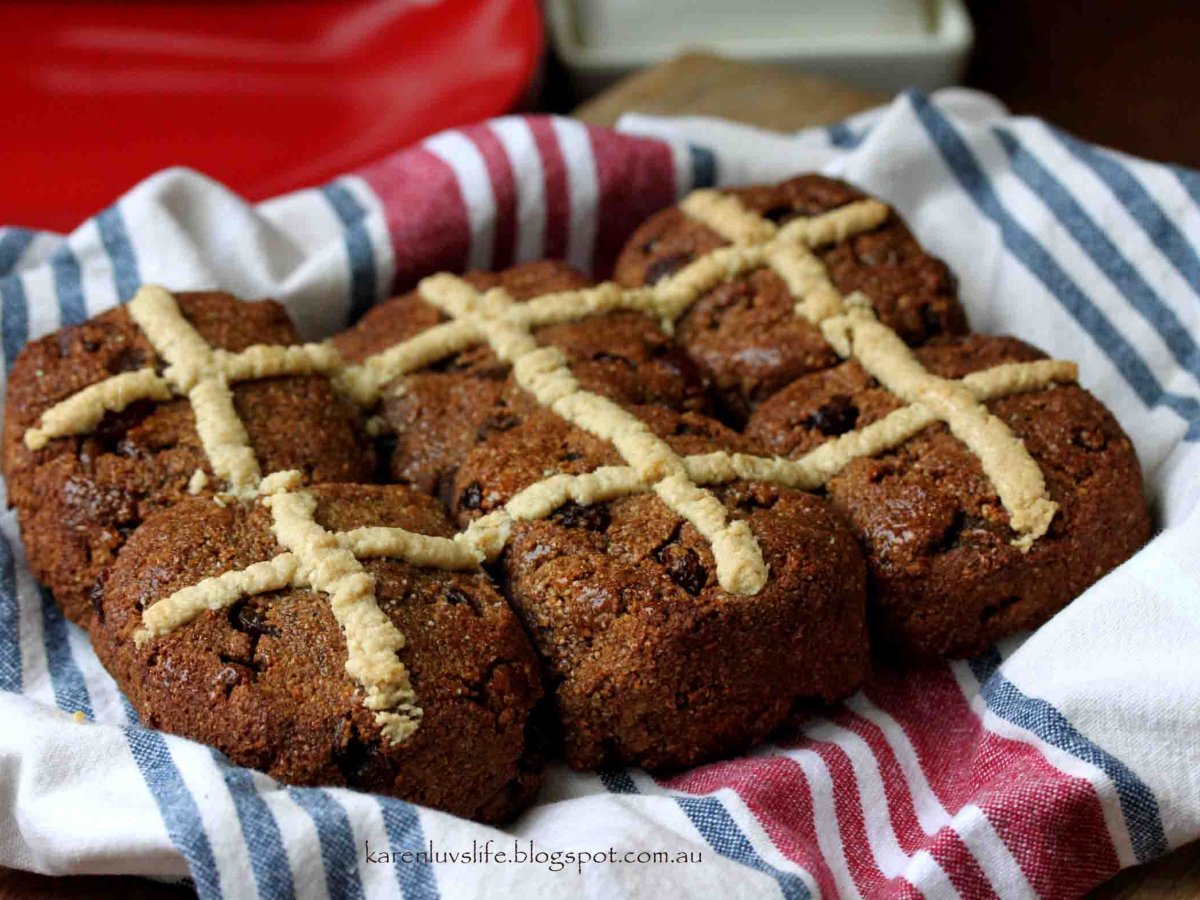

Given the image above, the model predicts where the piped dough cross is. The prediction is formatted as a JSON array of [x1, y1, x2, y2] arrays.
[[24, 285, 340, 498], [133, 470, 429, 742], [413, 273, 770, 595], [680, 189, 1065, 548]]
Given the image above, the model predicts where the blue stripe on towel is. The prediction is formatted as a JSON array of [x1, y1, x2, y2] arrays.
[[827, 122, 862, 149], [0, 532, 21, 692], [286, 788, 366, 900], [688, 144, 718, 190], [601, 771, 810, 899], [96, 205, 143, 302], [321, 181, 378, 324], [1, 273, 29, 373], [213, 755, 296, 900], [1170, 165, 1200, 211], [995, 127, 1200, 382], [1053, 129, 1200, 303], [970, 650, 1168, 864], [674, 795, 810, 900], [908, 91, 1200, 439], [39, 588, 93, 719], [120, 692, 140, 726], [377, 797, 440, 900], [126, 728, 223, 899], [49, 243, 87, 325], [0, 228, 36, 277]]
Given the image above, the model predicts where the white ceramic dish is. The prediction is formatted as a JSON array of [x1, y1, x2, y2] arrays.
[[546, 0, 974, 96]]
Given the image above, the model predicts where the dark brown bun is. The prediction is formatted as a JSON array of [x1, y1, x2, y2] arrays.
[[90, 483, 544, 824], [747, 334, 1152, 657]]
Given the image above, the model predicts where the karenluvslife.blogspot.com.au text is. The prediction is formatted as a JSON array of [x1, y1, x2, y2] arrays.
[[365, 839, 704, 874]]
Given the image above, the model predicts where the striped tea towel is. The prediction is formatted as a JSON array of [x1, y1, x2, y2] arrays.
[[2, 88, 1199, 899]]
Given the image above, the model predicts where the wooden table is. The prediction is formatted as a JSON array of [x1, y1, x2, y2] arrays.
[[577, 51, 1200, 900], [573, 52, 887, 131]]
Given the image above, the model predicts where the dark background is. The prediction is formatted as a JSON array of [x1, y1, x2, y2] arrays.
[[964, 0, 1200, 167]]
